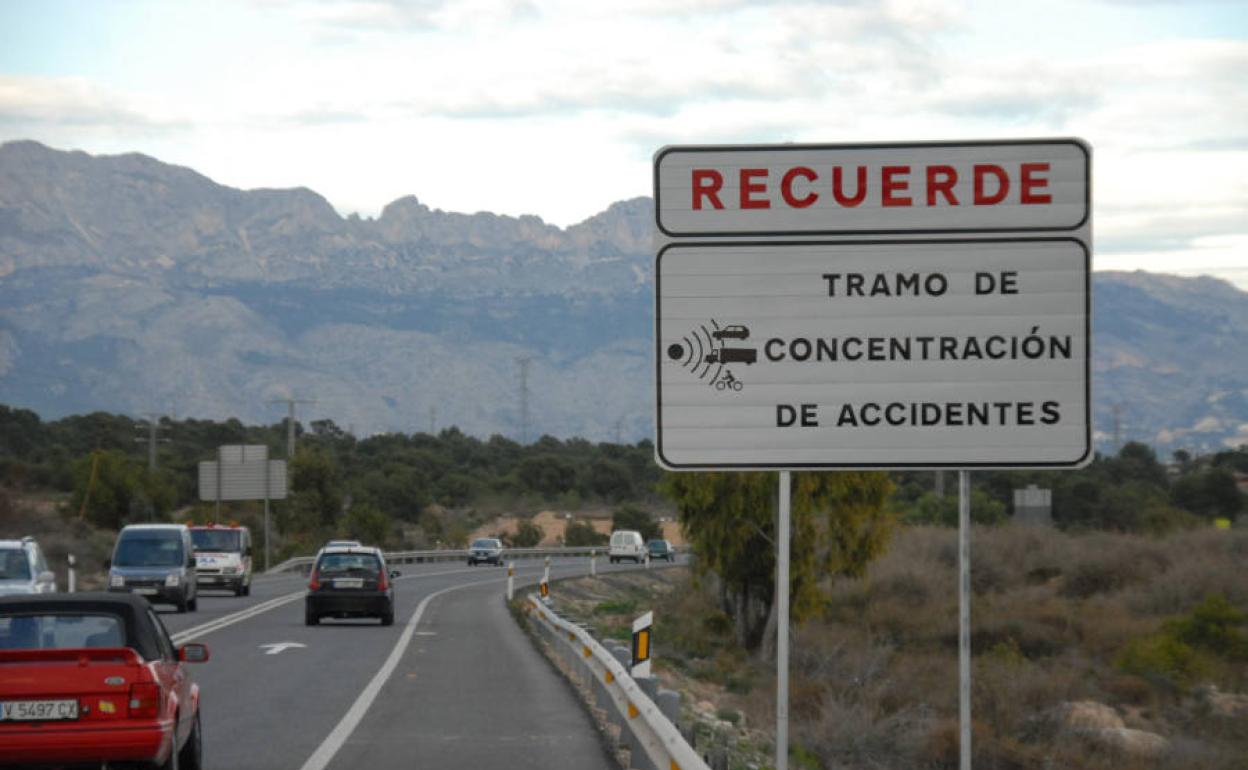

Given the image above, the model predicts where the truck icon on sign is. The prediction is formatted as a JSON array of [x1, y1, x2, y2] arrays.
[[705, 347, 757, 365]]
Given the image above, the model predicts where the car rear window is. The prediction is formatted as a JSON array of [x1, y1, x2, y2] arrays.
[[317, 553, 381, 574], [0, 613, 126, 650], [0, 549, 31, 580]]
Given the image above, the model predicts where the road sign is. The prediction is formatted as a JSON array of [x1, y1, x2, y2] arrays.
[[654, 139, 1089, 237], [198, 445, 288, 501], [656, 238, 1088, 468], [653, 138, 1092, 470]]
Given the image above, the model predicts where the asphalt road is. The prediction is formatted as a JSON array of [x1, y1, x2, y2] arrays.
[[150, 556, 672, 770]]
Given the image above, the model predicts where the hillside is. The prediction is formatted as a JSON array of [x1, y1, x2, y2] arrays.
[[1, 140, 1246, 452]]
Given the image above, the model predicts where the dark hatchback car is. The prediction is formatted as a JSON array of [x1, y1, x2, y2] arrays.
[[646, 539, 675, 562], [305, 546, 399, 627], [467, 538, 505, 567]]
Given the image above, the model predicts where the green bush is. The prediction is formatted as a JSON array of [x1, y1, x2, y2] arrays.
[[1115, 633, 1209, 687], [1167, 593, 1248, 659]]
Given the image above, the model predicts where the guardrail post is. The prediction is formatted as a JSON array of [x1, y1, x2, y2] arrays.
[[506, 562, 514, 601], [590, 549, 597, 577], [67, 554, 76, 593]]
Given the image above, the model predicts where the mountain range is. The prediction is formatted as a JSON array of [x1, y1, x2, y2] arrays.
[[1, 140, 1246, 455]]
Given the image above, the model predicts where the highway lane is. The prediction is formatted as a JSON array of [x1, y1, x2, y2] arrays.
[[156, 556, 665, 770]]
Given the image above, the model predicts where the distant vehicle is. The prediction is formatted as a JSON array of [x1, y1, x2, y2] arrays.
[[712, 324, 750, 341], [609, 530, 646, 564], [705, 347, 757, 365], [323, 540, 361, 550], [467, 538, 505, 567], [0, 537, 56, 596], [107, 524, 198, 613], [305, 545, 398, 626], [646, 539, 675, 563], [190, 523, 253, 597], [0, 592, 209, 769]]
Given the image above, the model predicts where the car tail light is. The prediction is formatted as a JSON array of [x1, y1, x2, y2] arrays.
[[128, 682, 161, 719], [376, 569, 388, 592], [308, 569, 320, 590]]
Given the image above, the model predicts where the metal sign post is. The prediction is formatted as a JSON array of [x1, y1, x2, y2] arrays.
[[777, 470, 791, 770], [959, 470, 971, 770]]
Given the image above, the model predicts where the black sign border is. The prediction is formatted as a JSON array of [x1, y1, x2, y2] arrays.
[[654, 237, 1092, 471], [653, 139, 1091, 238]]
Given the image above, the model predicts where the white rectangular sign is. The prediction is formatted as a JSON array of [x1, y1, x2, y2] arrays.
[[198, 455, 288, 501], [654, 139, 1089, 237], [655, 239, 1090, 469]]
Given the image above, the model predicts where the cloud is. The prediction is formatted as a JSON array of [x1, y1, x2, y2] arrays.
[[0, 75, 189, 135]]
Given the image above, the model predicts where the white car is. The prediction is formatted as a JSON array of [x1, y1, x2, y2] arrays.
[[609, 530, 646, 564], [0, 537, 57, 595]]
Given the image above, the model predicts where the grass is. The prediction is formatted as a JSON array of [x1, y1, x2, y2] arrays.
[[543, 524, 1248, 770]]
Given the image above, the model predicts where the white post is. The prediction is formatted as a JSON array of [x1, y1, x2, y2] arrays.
[[590, 550, 597, 577], [67, 554, 76, 593], [777, 470, 791, 770], [959, 470, 972, 770], [506, 562, 514, 601], [543, 556, 550, 586]]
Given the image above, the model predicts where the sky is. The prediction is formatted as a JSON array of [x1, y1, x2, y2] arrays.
[[0, 0, 1245, 287]]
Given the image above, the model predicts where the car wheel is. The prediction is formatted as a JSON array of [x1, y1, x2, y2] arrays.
[[243, 582, 251, 597], [187, 594, 198, 612], [177, 710, 203, 770], [176, 596, 188, 614], [381, 605, 395, 626], [305, 607, 319, 626]]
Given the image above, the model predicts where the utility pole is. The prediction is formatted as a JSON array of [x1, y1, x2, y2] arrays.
[[428, 406, 437, 436], [269, 397, 316, 458], [515, 357, 532, 444], [612, 416, 624, 445], [134, 413, 171, 472], [1112, 403, 1123, 453]]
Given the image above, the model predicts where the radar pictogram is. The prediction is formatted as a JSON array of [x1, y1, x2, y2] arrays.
[[666, 320, 756, 392]]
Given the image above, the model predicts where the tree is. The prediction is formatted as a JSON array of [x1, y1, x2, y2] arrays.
[[1172, 468, 1243, 520], [339, 503, 394, 547], [902, 489, 1006, 526], [564, 518, 608, 546], [285, 447, 343, 535], [611, 504, 661, 542], [510, 519, 543, 548], [659, 471, 894, 656]]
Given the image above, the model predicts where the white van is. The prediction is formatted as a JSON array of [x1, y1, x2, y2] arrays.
[[191, 523, 254, 596], [609, 530, 646, 564]]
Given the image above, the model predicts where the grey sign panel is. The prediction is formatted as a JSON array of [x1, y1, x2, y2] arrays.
[[199, 458, 288, 501], [654, 139, 1090, 237], [655, 238, 1090, 469]]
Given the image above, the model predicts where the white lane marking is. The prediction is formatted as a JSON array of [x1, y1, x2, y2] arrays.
[[296, 577, 498, 770], [168, 564, 503, 645], [260, 642, 307, 655]]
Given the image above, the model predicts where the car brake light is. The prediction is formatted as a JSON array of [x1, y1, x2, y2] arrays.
[[128, 682, 161, 718], [308, 569, 320, 590], [377, 569, 388, 591]]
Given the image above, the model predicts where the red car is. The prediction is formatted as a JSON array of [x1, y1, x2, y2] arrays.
[[0, 592, 208, 769]]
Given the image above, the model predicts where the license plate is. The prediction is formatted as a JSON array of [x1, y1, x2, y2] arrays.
[[134, 587, 158, 595], [333, 578, 364, 589], [0, 700, 79, 721]]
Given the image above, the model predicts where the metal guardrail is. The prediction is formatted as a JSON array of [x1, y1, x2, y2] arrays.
[[524, 592, 709, 770], [265, 546, 609, 575]]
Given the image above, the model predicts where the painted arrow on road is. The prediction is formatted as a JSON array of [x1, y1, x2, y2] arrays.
[[260, 642, 307, 656]]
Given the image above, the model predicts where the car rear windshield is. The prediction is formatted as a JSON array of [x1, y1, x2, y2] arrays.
[[192, 529, 241, 552], [471, 539, 499, 549], [0, 613, 126, 650], [0, 549, 31, 580], [317, 553, 381, 575], [114, 533, 185, 568]]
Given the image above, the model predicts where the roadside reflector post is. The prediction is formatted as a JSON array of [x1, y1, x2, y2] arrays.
[[67, 554, 76, 593], [540, 580, 549, 602], [543, 556, 551, 585], [506, 562, 514, 601], [631, 610, 653, 679], [590, 549, 597, 577]]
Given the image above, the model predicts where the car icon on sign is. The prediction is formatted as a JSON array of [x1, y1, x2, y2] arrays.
[[712, 324, 750, 341]]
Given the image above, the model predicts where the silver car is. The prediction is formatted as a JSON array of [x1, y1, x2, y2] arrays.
[[0, 537, 57, 595], [467, 538, 505, 566]]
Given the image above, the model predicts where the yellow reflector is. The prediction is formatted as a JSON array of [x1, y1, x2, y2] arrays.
[[583, 646, 591, 657], [605, 671, 614, 683], [628, 702, 639, 718], [634, 629, 650, 662]]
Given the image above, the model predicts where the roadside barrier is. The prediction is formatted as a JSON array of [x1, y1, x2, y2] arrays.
[[265, 546, 608, 575], [524, 592, 709, 770]]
